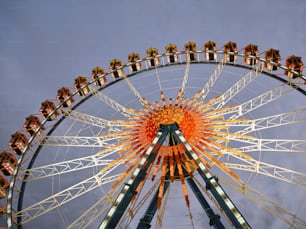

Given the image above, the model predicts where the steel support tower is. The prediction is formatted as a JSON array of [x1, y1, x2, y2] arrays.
[[99, 123, 250, 229]]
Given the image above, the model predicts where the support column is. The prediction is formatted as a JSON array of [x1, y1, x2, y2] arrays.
[[137, 172, 170, 229], [99, 125, 170, 229], [185, 171, 225, 229], [174, 127, 250, 228]]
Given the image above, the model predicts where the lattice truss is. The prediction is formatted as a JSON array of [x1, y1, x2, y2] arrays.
[[5, 50, 306, 229]]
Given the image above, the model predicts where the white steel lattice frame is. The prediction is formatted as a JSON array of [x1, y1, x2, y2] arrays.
[[15, 163, 124, 225], [208, 84, 292, 119], [236, 108, 306, 135], [212, 63, 263, 109], [3, 47, 306, 229], [39, 135, 124, 147], [192, 56, 226, 103], [91, 87, 137, 118], [234, 138, 306, 153], [223, 152, 306, 186], [22, 153, 119, 182], [62, 109, 128, 131], [66, 180, 127, 229]]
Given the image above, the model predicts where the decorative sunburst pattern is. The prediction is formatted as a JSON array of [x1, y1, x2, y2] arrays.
[[99, 88, 254, 210]]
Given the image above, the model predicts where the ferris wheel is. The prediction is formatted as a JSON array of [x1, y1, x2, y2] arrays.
[[0, 41, 306, 229]]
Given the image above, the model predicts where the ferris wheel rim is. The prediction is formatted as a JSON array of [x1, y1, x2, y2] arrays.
[[5, 47, 306, 228]]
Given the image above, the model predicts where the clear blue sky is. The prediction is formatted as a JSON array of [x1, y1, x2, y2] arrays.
[[0, 1, 305, 228]]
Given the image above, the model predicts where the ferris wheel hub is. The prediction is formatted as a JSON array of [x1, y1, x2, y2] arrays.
[[152, 105, 184, 125]]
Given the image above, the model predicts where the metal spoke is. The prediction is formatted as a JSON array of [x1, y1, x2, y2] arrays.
[[91, 87, 138, 117], [212, 64, 263, 109], [206, 84, 292, 119], [229, 84, 293, 120], [38, 134, 130, 147], [121, 75, 148, 107], [15, 172, 122, 225], [233, 138, 306, 153], [223, 154, 306, 186], [22, 152, 123, 181], [180, 58, 190, 97], [193, 57, 226, 103], [67, 186, 122, 229], [235, 108, 306, 135], [68, 198, 112, 229], [62, 109, 132, 131]]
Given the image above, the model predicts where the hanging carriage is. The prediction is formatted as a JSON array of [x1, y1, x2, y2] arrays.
[[56, 87, 75, 107], [8, 132, 28, 155], [74, 76, 90, 96], [40, 100, 59, 121], [91, 67, 106, 87], [184, 41, 197, 61], [224, 41, 238, 62], [165, 44, 178, 63], [146, 48, 160, 67], [110, 59, 125, 79], [264, 49, 281, 71], [244, 44, 259, 65], [24, 115, 45, 136], [128, 53, 142, 72], [0, 151, 17, 176], [285, 55, 304, 79], [0, 176, 9, 199], [204, 40, 217, 61]]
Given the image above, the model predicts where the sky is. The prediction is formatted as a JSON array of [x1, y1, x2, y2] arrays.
[[1, 1, 306, 150], [0, 1, 305, 228]]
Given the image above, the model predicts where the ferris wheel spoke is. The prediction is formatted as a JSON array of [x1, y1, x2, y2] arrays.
[[206, 84, 292, 119], [68, 198, 112, 229], [62, 109, 132, 131], [179, 58, 190, 97], [120, 75, 149, 107], [191, 57, 226, 103], [230, 84, 293, 119], [233, 138, 306, 153], [90, 88, 139, 118], [219, 176, 306, 228], [223, 154, 306, 186], [67, 185, 122, 229], [15, 172, 122, 225], [235, 108, 306, 135], [22, 153, 120, 182], [212, 64, 263, 109], [38, 132, 132, 147]]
